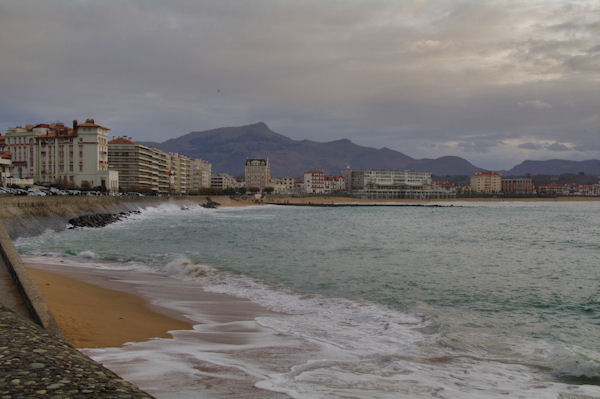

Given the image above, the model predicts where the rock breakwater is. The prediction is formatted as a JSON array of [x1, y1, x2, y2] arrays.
[[68, 211, 141, 229]]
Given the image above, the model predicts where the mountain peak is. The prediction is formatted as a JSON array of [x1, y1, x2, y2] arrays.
[[248, 121, 269, 130]]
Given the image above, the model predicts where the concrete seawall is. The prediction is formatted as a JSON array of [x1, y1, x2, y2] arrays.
[[0, 195, 216, 398], [0, 195, 208, 238], [0, 222, 63, 336], [0, 195, 214, 324]]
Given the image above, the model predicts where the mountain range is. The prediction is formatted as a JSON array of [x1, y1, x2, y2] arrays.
[[141, 122, 600, 178]]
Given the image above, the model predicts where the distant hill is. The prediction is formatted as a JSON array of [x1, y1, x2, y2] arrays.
[[142, 122, 483, 177], [506, 159, 600, 176]]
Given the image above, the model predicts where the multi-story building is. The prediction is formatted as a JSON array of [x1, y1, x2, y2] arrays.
[[211, 173, 238, 190], [324, 175, 346, 194], [167, 153, 193, 194], [191, 159, 212, 193], [304, 170, 325, 194], [4, 120, 118, 191], [108, 137, 169, 193], [245, 159, 270, 191], [108, 137, 211, 194], [343, 169, 450, 199], [501, 177, 534, 194], [1, 153, 11, 187], [271, 177, 295, 194], [535, 183, 567, 196], [470, 171, 501, 194]]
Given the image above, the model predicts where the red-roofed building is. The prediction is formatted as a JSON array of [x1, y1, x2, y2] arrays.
[[304, 170, 325, 194], [4, 119, 118, 191]]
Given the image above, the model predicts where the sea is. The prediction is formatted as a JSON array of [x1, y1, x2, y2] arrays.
[[14, 201, 600, 398]]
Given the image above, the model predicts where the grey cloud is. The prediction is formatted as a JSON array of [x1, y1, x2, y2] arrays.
[[547, 142, 570, 152], [518, 142, 544, 150], [1, 0, 600, 170], [518, 100, 552, 110]]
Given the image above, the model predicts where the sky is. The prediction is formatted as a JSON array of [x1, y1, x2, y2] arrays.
[[1, 0, 599, 170]]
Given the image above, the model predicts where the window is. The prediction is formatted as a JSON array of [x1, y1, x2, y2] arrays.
[[79, 165, 83, 172]]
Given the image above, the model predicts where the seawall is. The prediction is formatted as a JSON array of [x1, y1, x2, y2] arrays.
[[0, 195, 207, 239]]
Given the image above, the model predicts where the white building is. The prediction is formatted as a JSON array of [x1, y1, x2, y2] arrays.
[[304, 170, 325, 194], [343, 169, 453, 199], [272, 177, 295, 194], [324, 176, 346, 194], [211, 173, 238, 189], [4, 120, 118, 191]]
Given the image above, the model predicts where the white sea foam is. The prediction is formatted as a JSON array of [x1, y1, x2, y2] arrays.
[[140, 256, 600, 399]]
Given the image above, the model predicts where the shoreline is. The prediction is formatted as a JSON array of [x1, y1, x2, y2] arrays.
[[26, 265, 194, 348], [268, 195, 600, 205], [23, 255, 292, 398]]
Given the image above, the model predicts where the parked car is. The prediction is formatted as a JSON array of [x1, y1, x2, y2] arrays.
[[27, 188, 47, 196]]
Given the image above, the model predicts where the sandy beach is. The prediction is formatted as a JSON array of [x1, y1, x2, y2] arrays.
[[23, 256, 293, 398], [27, 266, 194, 348]]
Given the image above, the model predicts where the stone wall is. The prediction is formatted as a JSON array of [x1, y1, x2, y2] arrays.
[[0, 196, 202, 238]]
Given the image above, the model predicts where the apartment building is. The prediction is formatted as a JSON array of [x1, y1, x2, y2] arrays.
[[245, 159, 270, 191], [272, 177, 295, 194], [501, 177, 534, 194], [4, 119, 118, 191], [108, 137, 211, 194], [470, 171, 502, 193], [304, 170, 325, 194], [324, 176, 346, 193], [166, 153, 193, 194], [191, 159, 212, 192], [108, 137, 169, 193], [211, 173, 238, 189]]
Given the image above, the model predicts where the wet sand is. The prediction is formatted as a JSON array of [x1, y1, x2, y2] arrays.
[[24, 257, 293, 398], [27, 266, 194, 348]]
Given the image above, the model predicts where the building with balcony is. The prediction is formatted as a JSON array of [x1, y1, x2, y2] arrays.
[[343, 169, 451, 199], [191, 159, 212, 192], [470, 171, 501, 194], [304, 170, 325, 194], [324, 175, 346, 194], [501, 177, 534, 194], [245, 158, 270, 191], [4, 119, 118, 191], [108, 137, 169, 193], [167, 153, 193, 194], [211, 173, 238, 190]]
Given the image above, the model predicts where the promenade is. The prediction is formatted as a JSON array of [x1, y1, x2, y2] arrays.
[[0, 305, 153, 398]]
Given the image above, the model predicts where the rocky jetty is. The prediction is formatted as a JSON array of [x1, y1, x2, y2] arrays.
[[68, 211, 141, 229], [0, 305, 154, 398], [201, 197, 220, 209]]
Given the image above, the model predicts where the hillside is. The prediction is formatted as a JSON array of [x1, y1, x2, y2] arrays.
[[144, 122, 481, 177], [506, 159, 600, 176]]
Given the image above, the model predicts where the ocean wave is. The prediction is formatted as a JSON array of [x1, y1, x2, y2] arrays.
[[554, 352, 600, 379]]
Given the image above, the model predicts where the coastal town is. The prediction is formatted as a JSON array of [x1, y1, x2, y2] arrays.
[[1, 119, 599, 199]]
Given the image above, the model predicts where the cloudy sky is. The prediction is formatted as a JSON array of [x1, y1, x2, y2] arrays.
[[1, 0, 599, 170]]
